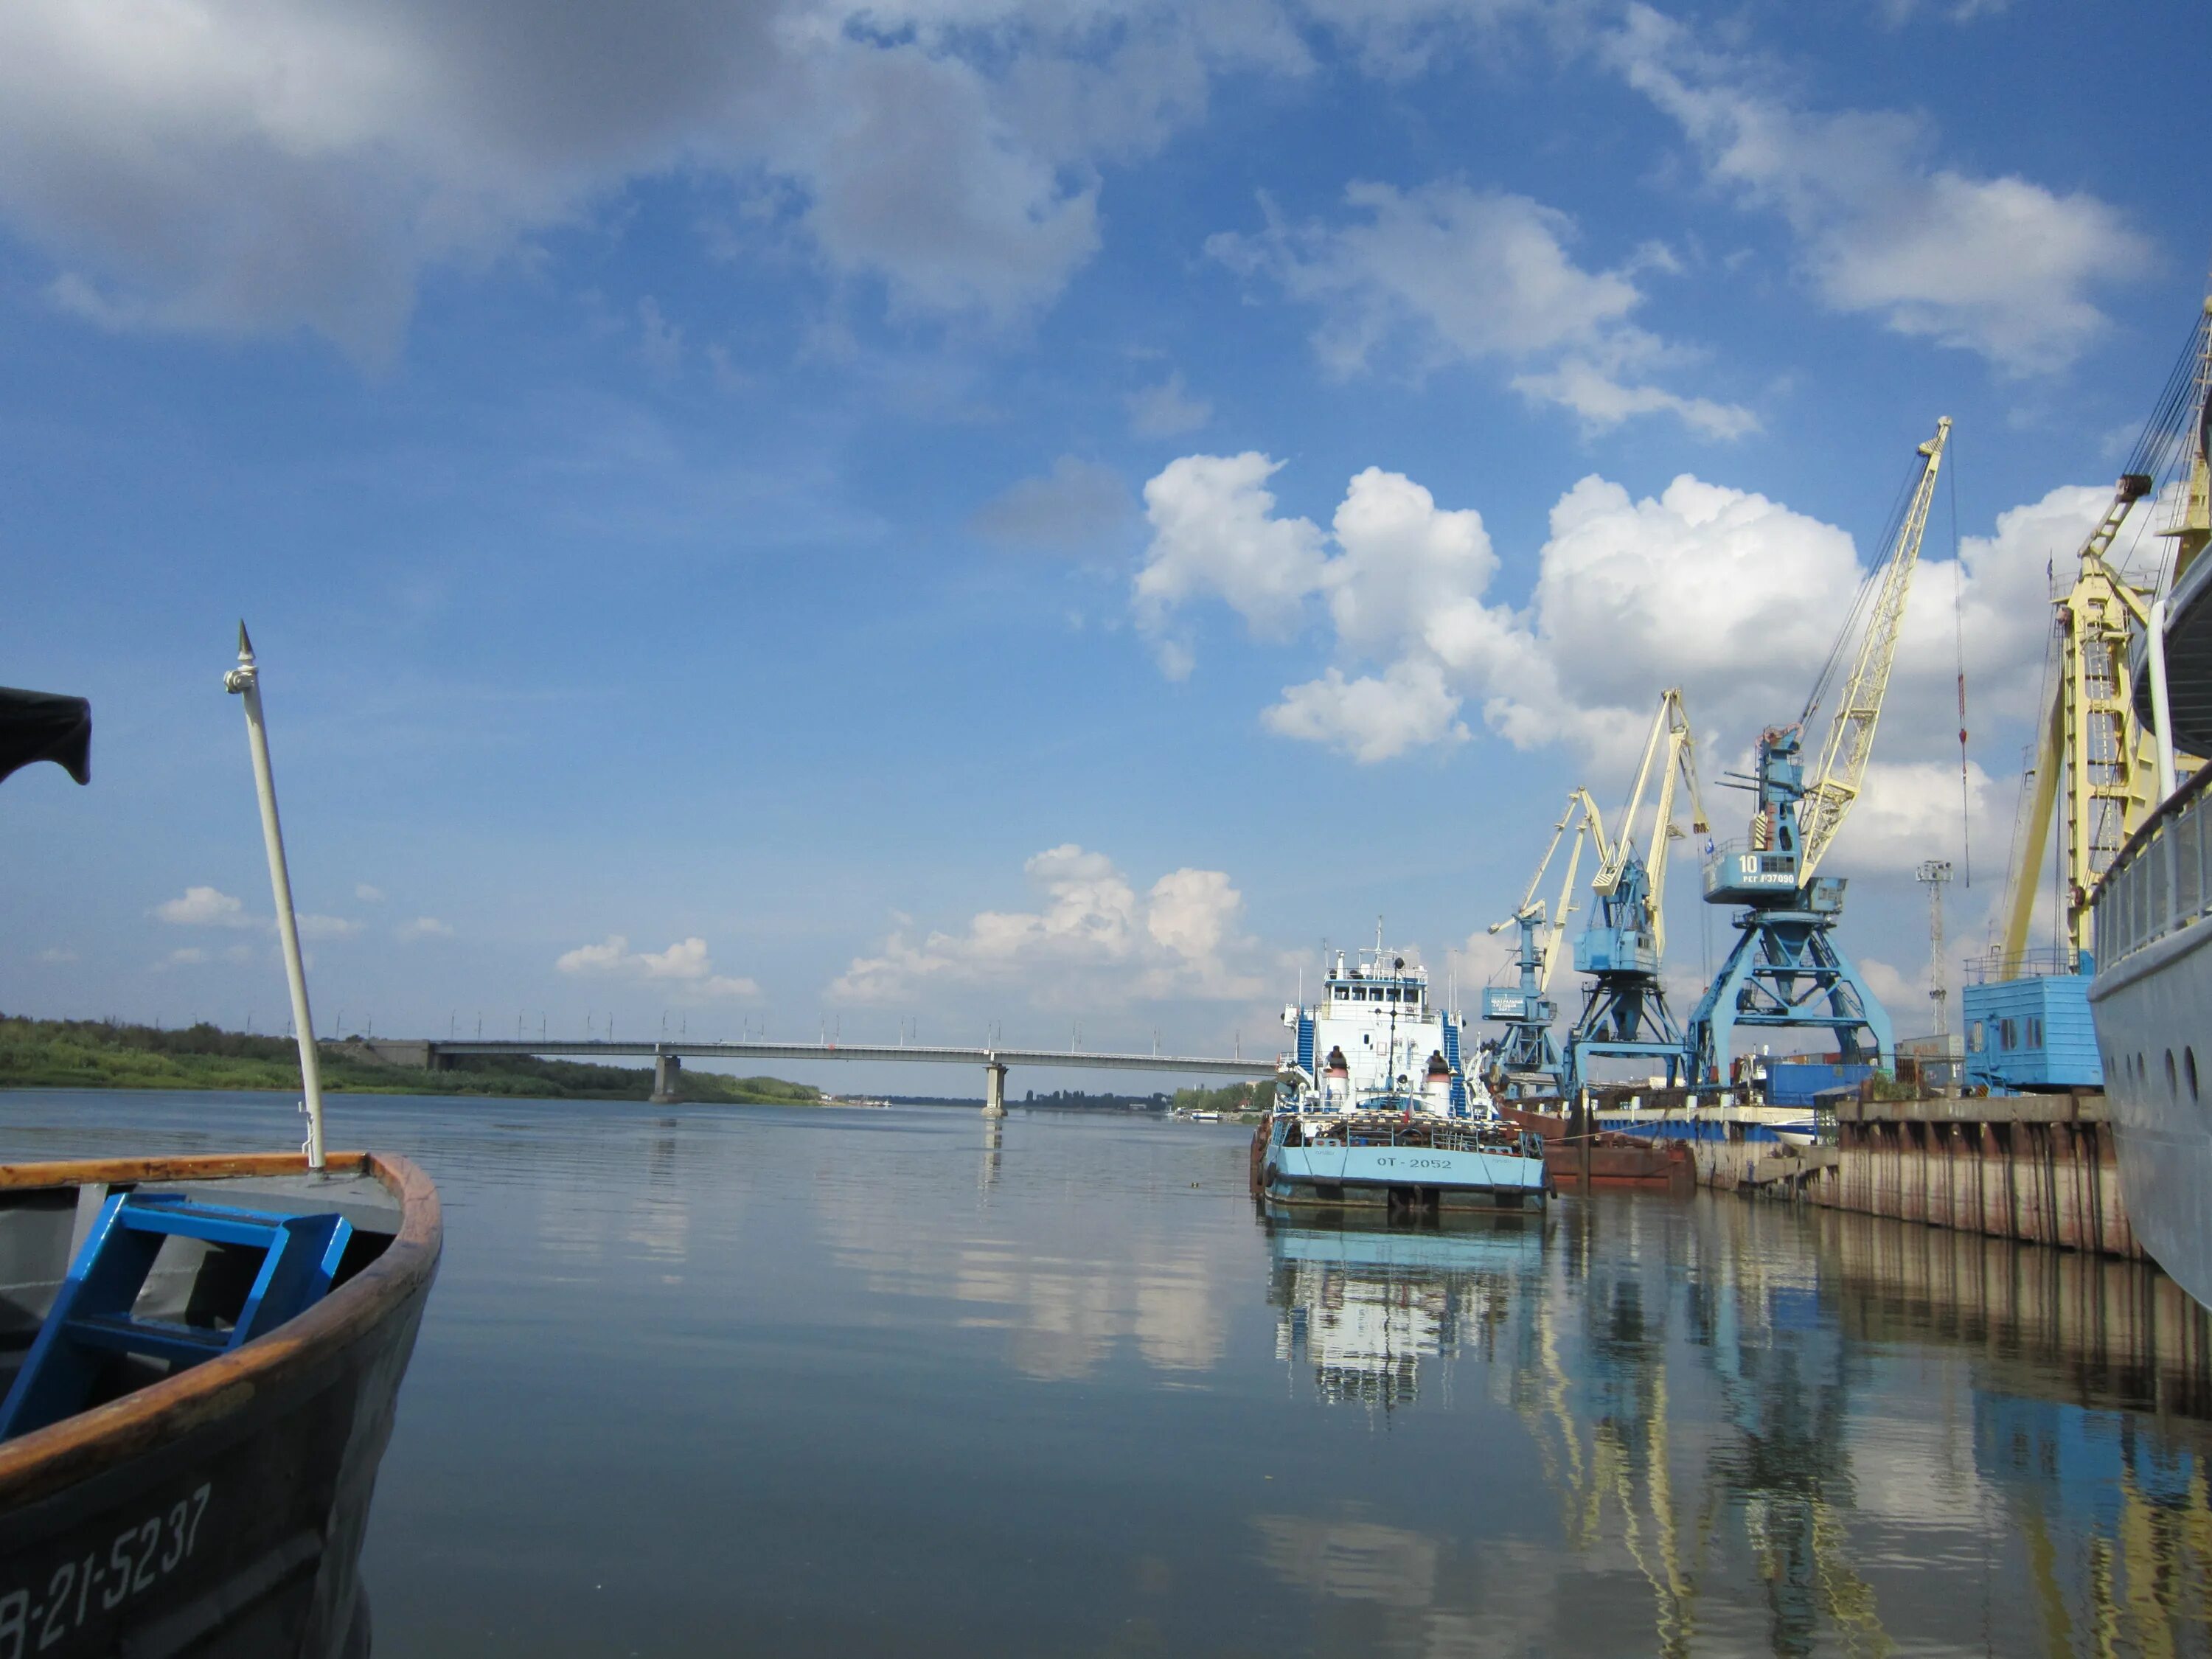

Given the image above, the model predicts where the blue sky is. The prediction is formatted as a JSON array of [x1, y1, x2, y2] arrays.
[[3, 0, 2208, 1087]]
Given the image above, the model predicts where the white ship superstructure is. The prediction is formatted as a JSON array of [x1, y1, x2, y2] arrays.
[[1259, 947, 1549, 1214], [1279, 947, 1479, 1118]]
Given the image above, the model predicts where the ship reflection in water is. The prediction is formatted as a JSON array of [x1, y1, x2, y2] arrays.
[[1265, 1216, 1537, 1411], [1264, 1194, 2212, 1655]]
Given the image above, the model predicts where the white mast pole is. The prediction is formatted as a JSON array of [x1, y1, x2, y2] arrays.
[[224, 623, 326, 1170]]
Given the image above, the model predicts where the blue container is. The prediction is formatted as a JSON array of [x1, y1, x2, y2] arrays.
[[1766, 1061, 1876, 1106], [1961, 973, 2101, 1090]]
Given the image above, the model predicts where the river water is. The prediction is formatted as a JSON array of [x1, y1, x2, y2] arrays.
[[4, 1089, 2211, 1657]]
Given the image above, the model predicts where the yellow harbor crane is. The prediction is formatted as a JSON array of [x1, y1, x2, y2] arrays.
[[1968, 296, 2212, 1088], [1688, 418, 1950, 1079], [1566, 689, 1710, 1093]]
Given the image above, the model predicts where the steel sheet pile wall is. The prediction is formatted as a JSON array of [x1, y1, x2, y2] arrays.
[[1700, 1094, 2146, 1261], [1822, 1108, 2137, 1257]]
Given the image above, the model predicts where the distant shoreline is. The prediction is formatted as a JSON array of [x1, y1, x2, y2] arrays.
[[0, 1014, 820, 1106]]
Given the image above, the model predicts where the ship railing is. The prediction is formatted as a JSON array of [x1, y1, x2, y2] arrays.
[[1961, 945, 2079, 984], [1287, 1117, 1526, 1155], [2093, 759, 2212, 973]]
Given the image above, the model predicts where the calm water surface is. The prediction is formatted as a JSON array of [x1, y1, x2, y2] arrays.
[[6, 1090, 2211, 1658]]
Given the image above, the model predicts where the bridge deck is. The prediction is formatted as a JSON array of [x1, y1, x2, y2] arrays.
[[424, 1038, 1279, 1077]]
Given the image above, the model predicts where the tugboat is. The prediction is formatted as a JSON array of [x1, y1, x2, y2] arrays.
[[1253, 946, 1550, 1215]]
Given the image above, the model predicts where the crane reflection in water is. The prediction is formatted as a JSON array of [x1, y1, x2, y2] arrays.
[[1257, 1194, 2212, 1655]]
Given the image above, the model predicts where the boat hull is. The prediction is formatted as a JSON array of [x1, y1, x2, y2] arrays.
[[2091, 923, 2212, 1310], [0, 1152, 440, 1659], [1261, 1143, 1548, 1212], [1499, 1109, 1696, 1194]]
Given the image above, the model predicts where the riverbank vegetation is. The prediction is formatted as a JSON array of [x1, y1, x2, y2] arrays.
[[1172, 1080, 1274, 1116], [0, 1015, 819, 1105]]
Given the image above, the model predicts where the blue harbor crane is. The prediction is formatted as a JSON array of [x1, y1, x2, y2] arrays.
[[1564, 688, 1710, 1097], [1481, 790, 1600, 1095], [1687, 417, 1952, 1083]]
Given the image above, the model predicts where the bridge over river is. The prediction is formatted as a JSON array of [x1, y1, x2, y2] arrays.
[[352, 1037, 1279, 1113]]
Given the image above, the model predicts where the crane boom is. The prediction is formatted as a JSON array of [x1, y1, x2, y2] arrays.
[[1798, 417, 1950, 879], [1643, 698, 1710, 961], [1490, 788, 1605, 995]]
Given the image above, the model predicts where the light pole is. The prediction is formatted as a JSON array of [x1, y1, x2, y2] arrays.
[[1917, 860, 1954, 1048]]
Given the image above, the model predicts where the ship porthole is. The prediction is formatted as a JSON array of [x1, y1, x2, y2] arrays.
[[2166, 1051, 2178, 1100], [2187, 1048, 2199, 1103]]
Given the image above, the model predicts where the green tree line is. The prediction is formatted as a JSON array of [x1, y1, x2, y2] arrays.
[[0, 1014, 820, 1105], [1172, 1080, 1274, 1116]]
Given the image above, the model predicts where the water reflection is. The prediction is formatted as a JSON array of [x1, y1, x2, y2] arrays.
[[1265, 1215, 1537, 1411], [7, 1092, 2212, 1656], [978, 1115, 1001, 1192], [808, 1111, 1231, 1381], [1261, 1194, 2212, 1656]]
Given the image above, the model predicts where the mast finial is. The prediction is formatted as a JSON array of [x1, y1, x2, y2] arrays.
[[237, 620, 254, 663]]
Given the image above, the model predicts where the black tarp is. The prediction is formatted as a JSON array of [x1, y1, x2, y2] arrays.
[[0, 689, 91, 787]]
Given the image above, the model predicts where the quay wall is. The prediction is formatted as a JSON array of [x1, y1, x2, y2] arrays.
[[1689, 1093, 2144, 1262]]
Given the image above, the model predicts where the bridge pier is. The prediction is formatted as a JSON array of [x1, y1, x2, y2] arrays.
[[651, 1051, 682, 1105], [982, 1059, 1007, 1118]]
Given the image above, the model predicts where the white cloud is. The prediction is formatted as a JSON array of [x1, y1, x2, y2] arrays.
[[355, 883, 385, 904], [1207, 181, 1754, 437], [1874, 0, 2009, 25], [295, 914, 360, 941], [161, 947, 208, 968], [970, 456, 1135, 554], [36, 947, 76, 963], [830, 843, 1263, 1005], [397, 916, 454, 941], [1856, 956, 1919, 1014], [1265, 661, 1470, 762], [1134, 446, 2097, 877], [557, 936, 634, 975], [636, 937, 712, 979], [555, 933, 758, 997], [1133, 453, 1527, 753], [0, 0, 1340, 362], [153, 886, 253, 928], [1607, 4, 2149, 375], [1135, 453, 1329, 647], [1127, 372, 1212, 438]]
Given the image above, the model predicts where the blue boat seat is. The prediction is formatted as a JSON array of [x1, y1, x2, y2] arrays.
[[0, 1192, 352, 1440]]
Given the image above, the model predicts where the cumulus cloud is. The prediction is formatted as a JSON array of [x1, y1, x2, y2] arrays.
[[970, 456, 1135, 554], [355, 883, 385, 904], [555, 933, 757, 997], [397, 916, 455, 941], [1134, 444, 2098, 876], [1264, 661, 1469, 762], [294, 914, 360, 941], [1135, 453, 1329, 648], [1207, 181, 1755, 437], [1607, 4, 2149, 375], [153, 886, 254, 928], [830, 843, 1263, 1005]]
